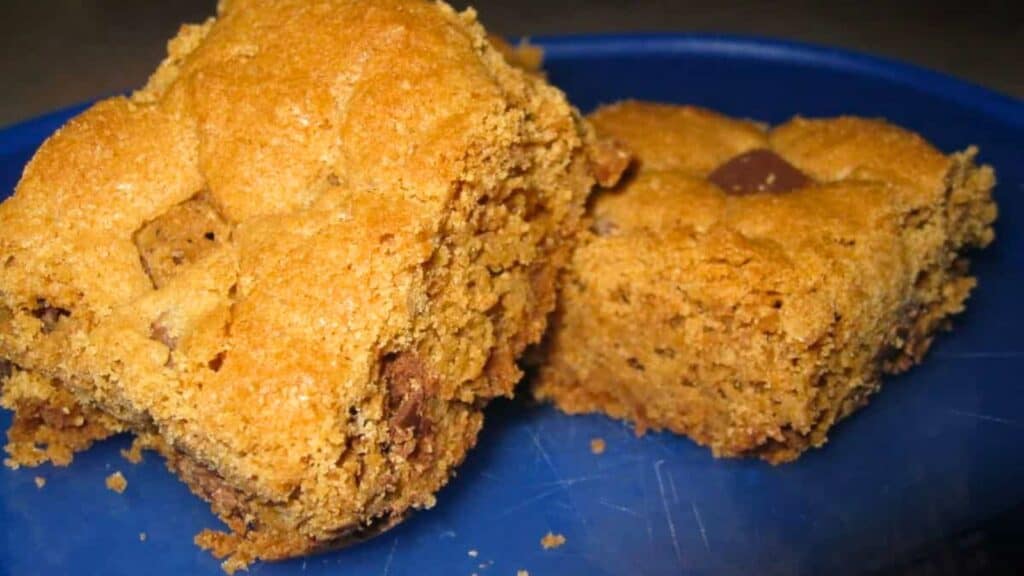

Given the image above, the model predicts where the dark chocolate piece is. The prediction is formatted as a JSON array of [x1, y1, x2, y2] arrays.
[[708, 149, 809, 195]]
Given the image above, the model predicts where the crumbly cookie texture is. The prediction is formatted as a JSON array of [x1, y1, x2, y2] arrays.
[[0, 0, 614, 569], [535, 100, 997, 463]]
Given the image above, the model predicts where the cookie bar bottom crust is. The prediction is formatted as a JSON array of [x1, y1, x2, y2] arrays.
[[536, 138, 996, 464], [1, 367, 121, 468], [1, 367, 484, 572]]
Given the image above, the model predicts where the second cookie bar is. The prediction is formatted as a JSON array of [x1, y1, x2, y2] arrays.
[[534, 100, 997, 463]]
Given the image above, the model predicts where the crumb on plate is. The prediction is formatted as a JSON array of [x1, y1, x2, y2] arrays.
[[120, 438, 146, 464], [541, 532, 566, 550], [105, 471, 127, 494], [34, 476, 46, 489], [590, 437, 606, 455]]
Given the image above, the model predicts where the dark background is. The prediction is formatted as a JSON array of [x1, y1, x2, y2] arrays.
[[0, 0, 1020, 128]]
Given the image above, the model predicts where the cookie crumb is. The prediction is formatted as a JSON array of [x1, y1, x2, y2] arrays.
[[196, 529, 253, 575], [540, 532, 566, 550], [590, 437, 606, 455], [517, 571, 530, 576], [105, 471, 127, 494], [34, 476, 46, 489], [467, 549, 478, 558], [139, 532, 147, 542], [120, 438, 146, 464]]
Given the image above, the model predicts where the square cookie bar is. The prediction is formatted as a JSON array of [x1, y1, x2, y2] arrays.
[[535, 101, 996, 463], [0, 1, 615, 570]]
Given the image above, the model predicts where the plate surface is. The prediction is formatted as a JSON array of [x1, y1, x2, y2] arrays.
[[2, 35, 1023, 576]]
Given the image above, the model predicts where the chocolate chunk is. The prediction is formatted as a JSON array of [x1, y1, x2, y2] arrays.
[[133, 193, 231, 289], [588, 137, 633, 188], [708, 149, 810, 195], [390, 391, 423, 431], [166, 450, 249, 521], [383, 353, 431, 431], [149, 317, 178, 350], [208, 352, 226, 372], [31, 299, 70, 333], [0, 358, 12, 381]]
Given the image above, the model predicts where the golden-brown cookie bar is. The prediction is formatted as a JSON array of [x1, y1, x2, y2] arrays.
[[535, 100, 997, 463], [0, 0, 612, 570]]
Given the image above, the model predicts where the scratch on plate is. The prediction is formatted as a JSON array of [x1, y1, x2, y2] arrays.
[[691, 502, 709, 552], [667, 469, 679, 504], [526, 426, 561, 479], [524, 426, 593, 529], [496, 487, 562, 518], [533, 474, 610, 488], [615, 419, 638, 442], [645, 435, 674, 458], [645, 503, 654, 545], [598, 498, 643, 518], [382, 537, 398, 576], [654, 459, 683, 568], [948, 409, 1021, 427]]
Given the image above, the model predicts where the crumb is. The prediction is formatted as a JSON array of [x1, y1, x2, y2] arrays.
[[467, 549, 478, 558], [590, 437, 606, 455], [196, 529, 253, 575], [540, 532, 566, 550], [5, 458, 20, 470], [517, 571, 530, 576], [120, 438, 146, 464], [105, 471, 127, 494], [139, 532, 147, 542], [34, 476, 46, 489]]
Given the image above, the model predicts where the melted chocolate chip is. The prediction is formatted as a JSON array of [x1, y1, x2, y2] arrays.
[[208, 352, 226, 372], [149, 318, 178, 350], [390, 391, 424, 430], [0, 358, 12, 381], [708, 149, 810, 195], [383, 354, 429, 431], [31, 300, 70, 333]]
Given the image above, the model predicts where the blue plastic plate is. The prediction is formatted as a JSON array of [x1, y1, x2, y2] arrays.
[[2, 35, 1023, 576]]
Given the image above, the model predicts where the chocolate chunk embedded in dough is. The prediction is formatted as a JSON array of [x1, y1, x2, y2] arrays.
[[31, 300, 70, 333], [708, 149, 809, 194]]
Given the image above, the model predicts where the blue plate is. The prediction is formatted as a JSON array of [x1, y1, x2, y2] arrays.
[[2, 35, 1023, 576]]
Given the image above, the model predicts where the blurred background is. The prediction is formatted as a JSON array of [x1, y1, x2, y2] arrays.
[[0, 0, 1020, 127]]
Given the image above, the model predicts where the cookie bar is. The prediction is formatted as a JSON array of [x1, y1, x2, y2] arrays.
[[534, 101, 997, 463], [0, 0, 613, 569]]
